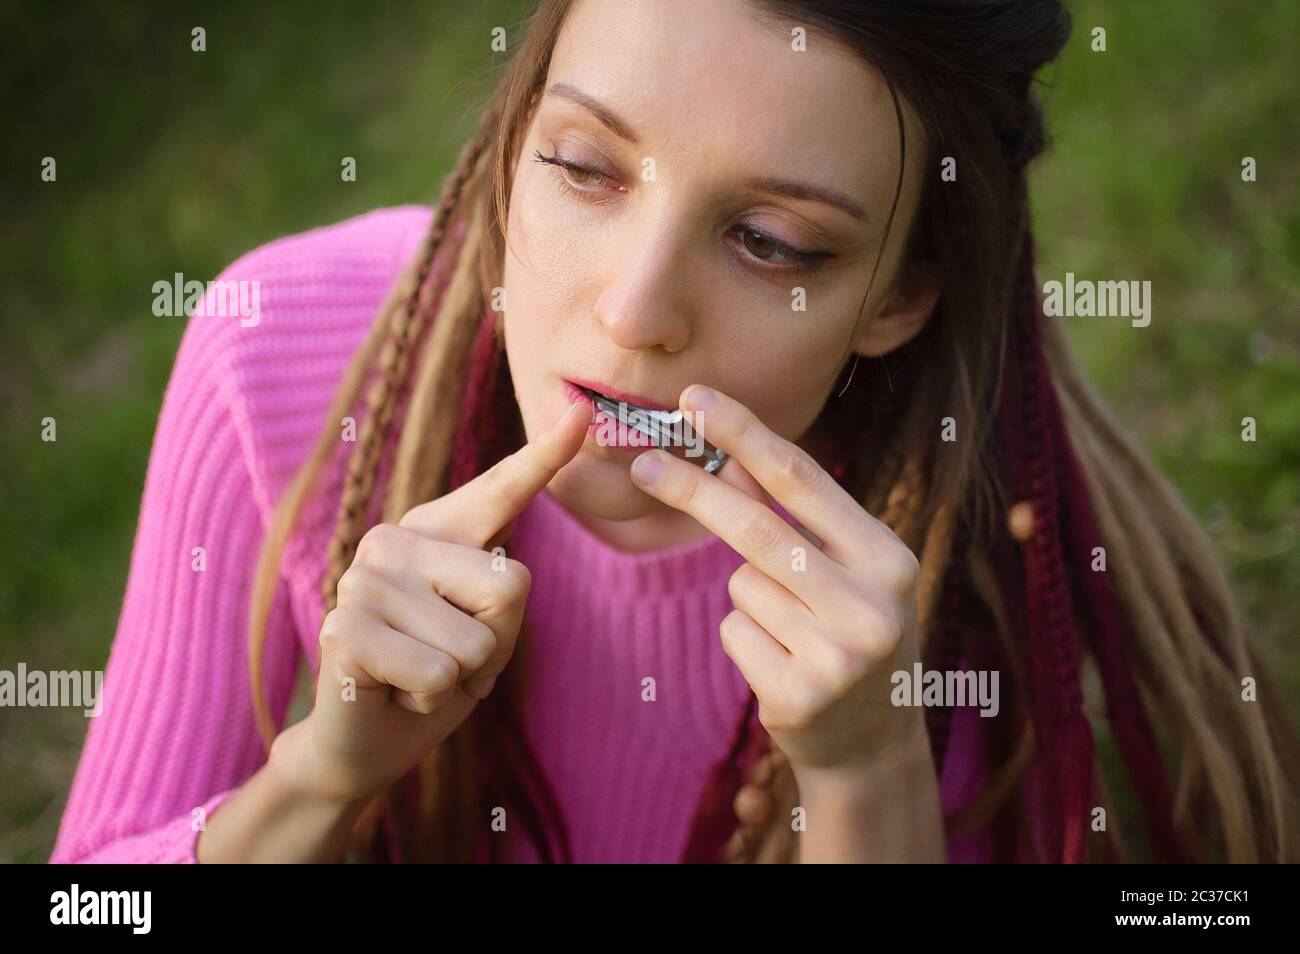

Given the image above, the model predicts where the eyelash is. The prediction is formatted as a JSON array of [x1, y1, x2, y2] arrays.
[[533, 148, 622, 205], [531, 148, 834, 278]]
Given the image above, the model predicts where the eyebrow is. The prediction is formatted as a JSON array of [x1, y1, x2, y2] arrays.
[[545, 82, 870, 223], [741, 175, 870, 222], [546, 82, 642, 145]]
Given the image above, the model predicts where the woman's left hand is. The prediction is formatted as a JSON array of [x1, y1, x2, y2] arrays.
[[628, 384, 930, 779]]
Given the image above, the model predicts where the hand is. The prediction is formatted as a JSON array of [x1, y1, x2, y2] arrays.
[[276, 399, 594, 804], [628, 385, 927, 777]]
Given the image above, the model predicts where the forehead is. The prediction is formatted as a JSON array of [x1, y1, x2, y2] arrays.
[[548, 0, 906, 181]]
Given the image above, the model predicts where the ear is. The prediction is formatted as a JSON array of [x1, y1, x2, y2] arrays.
[[852, 260, 940, 358]]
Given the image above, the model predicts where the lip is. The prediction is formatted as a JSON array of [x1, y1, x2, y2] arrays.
[[563, 379, 665, 454], [564, 377, 675, 412], [561, 377, 728, 472]]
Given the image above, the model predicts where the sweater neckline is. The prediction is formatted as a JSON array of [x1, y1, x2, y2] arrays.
[[536, 486, 732, 558], [516, 488, 745, 595]]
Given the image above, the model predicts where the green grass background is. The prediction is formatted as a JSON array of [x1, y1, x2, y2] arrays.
[[2, 0, 1296, 862]]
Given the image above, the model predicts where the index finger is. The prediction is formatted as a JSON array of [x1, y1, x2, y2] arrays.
[[679, 385, 890, 566], [400, 400, 593, 547]]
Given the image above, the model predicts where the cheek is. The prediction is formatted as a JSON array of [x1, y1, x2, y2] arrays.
[[715, 320, 855, 440], [738, 363, 831, 442], [504, 172, 602, 331], [501, 172, 604, 435]]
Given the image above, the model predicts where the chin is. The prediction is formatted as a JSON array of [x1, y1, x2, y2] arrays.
[[546, 444, 665, 521]]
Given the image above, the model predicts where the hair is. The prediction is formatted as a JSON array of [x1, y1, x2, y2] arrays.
[[246, 0, 1299, 863]]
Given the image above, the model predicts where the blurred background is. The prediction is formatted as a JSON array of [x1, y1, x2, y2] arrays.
[[2, 0, 1296, 862]]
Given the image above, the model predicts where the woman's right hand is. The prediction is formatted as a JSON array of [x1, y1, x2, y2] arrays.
[[272, 399, 594, 805]]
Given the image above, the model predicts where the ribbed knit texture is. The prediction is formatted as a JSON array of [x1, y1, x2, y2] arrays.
[[49, 205, 992, 864]]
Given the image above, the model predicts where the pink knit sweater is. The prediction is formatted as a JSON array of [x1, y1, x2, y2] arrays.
[[49, 206, 993, 864]]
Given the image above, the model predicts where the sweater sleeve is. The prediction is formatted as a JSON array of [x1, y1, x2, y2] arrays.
[[48, 265, 303, 864]]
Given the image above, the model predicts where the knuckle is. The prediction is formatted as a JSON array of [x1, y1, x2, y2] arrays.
[[675, 469, 703, 510], [496, 558, 532, 601], [461, 620, 498, 672], [736, 511, 785, 561], [421, 651, 460, 696], [838, 587, 872, 622], [399, 653, 458, 712], [325, 639, 363, 678], [861, 598, 904, 650], [726, 564, 754, 604], [479, 559, 531, 623], [884, 547, 921, 593], [335, 562, 383, 606], [817, 640, 865, 691], [731, 410, 756, 444], [773, 444, 823, 493], [718, 609, 747, 651], [355, 522, 401, 566], [719, 608, 742, 635], [318, 607, 352, 655]]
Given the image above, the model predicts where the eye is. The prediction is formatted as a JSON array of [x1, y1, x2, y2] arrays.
[[730, 225, 835, 278], [533, 148, 623, 203]]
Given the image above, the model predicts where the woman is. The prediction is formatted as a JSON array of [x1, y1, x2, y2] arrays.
[[51, 0, 1299, 863]]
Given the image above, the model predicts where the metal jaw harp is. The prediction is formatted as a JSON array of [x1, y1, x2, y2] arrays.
[[591, 392, 729, 474]]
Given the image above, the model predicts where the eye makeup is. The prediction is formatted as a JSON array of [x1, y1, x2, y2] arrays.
[[533, 148, 623, 202], [728, 224, 836, 277], [531, 148, 837, 278]]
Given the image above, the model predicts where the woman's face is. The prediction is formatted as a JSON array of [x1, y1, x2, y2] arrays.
[[502, 0, 928, 525]]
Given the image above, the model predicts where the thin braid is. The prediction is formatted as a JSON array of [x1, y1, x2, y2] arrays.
[[322, 112, 499, 611], [921, 511, 969, 774], [1052, 349, 1259, 859], [321, 111, 501, 861], [996, 235, 1095, 861]]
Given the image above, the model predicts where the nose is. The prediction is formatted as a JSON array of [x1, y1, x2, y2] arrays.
[[592, 218, 694, 354]]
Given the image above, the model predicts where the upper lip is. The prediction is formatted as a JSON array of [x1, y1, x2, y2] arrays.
[[567, 377, 676, 412]]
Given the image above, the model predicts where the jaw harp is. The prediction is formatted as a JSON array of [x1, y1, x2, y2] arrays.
[[590, 391, 729, 474]]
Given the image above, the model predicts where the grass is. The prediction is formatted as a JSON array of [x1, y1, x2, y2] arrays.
[[1033, 0, 1299, 684]]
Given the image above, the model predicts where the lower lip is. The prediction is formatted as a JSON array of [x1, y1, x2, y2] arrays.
[[563, 380, 660, 453]]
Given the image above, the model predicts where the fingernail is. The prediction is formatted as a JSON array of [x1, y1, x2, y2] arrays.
[[681, 385, 716, 413], [631, 450, 666, 485], [468, 676, 497, 700], [565, 400, 593, 423]]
